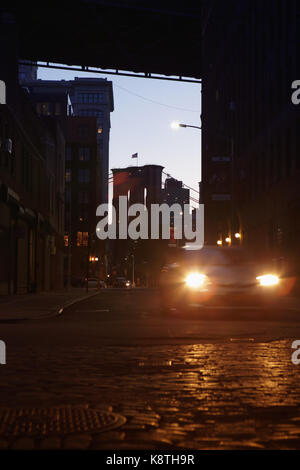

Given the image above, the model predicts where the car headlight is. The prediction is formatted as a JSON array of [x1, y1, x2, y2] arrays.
[[256, 274, 279, 286], [185, 272, 207, 288]]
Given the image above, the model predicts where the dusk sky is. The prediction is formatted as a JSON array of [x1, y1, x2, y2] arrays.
[[38, 67, 201, 204]]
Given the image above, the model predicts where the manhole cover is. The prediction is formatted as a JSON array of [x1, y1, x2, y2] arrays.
[[0, 406, 126, 438]]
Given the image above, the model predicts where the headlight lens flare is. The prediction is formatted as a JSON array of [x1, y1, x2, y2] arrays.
[[256, 274, 279, 286], [185, 272, 207, 288]]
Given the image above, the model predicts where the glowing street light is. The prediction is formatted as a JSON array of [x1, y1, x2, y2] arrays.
[[217, 240, 222, 246], [171, 121, 180, 129], [225, 237, 231, 244], [234, 232, 241, 239]]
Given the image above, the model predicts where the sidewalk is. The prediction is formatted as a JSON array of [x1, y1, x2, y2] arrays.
[[0, 288, 100, 322]]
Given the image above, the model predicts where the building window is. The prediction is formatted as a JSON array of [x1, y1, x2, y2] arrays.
[[77, 231, 88, 247], [64, 234, 69, 247], [65, 168, 71, 182], [65, 210, 71, 228], [79, 147, 90, 161], [66, 147, 72, 161], [55, 103, 61, 115], [78, 190, 89, 204], [37, 102, 51, 116], [78, 168, 90, 183], [65, 187, 71, 204], [78, 93, 104, 104], [79, 109, 103, 118], [97, 125, 103, 134]]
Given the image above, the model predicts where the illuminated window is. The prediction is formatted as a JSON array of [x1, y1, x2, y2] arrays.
[[64, 235, 69, 247], [77, 231, 88, 247], [65, 168, 71, 182], [79, 147, 90, 161], [36, 102, 51, 116], [97, 126, 103, 134]]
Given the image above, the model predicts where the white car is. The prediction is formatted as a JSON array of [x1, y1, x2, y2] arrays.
[[159, 246, 288, 313]]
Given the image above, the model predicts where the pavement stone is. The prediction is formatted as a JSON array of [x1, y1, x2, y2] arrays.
[[40, 437, 62, 450], [63, 434, 92, 450], [2, 338, 300, 449], [11, 438, 35, 450], [0, 440, 8, 450], [1, 290, 300, 449]]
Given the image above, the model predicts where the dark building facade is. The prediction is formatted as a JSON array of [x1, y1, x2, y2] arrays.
[[161, 177, 190, 247], [26, 89, 73, 118], [0, 89, 65, 294], [162, 177, 190, 207], [201, 1, 298, 277], [23, 78, 114, 204], [25, 86, 104, 285], [0, 12, 65, 295], [18, 60, 37, 84]]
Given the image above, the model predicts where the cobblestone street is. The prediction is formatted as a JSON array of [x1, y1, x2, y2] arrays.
[[1, 290, 300, 449]]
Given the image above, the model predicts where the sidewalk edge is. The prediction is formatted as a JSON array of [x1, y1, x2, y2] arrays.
[[0, 291, 100, 323]]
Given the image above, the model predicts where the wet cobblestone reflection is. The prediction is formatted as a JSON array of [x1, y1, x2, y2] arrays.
[[1, 339, 300, 448]]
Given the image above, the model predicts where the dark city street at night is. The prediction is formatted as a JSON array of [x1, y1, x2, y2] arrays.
[[1, 289, 300, 450], [0, 0, 299, 457]]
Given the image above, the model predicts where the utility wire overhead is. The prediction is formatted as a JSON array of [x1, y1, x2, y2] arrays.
[[114, 83, 200, 113]]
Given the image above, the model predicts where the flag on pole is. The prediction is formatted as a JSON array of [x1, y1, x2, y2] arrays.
[[132, 153, 138, 159]]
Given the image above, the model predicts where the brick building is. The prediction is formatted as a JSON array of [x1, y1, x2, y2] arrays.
[[62, 116, 100, 284]]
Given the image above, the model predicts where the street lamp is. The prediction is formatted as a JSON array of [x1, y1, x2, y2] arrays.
[[171, 121, 201, 130], [131, 254, 135, 288], [171, 121, 238, 245]]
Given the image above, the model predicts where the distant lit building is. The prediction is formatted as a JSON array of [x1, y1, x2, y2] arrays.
[[111, 164, 165, 285]]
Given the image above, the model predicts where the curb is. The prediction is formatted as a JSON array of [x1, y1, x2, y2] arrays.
[[0, 290, 101, 323], [56, 290, 101, 317]]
